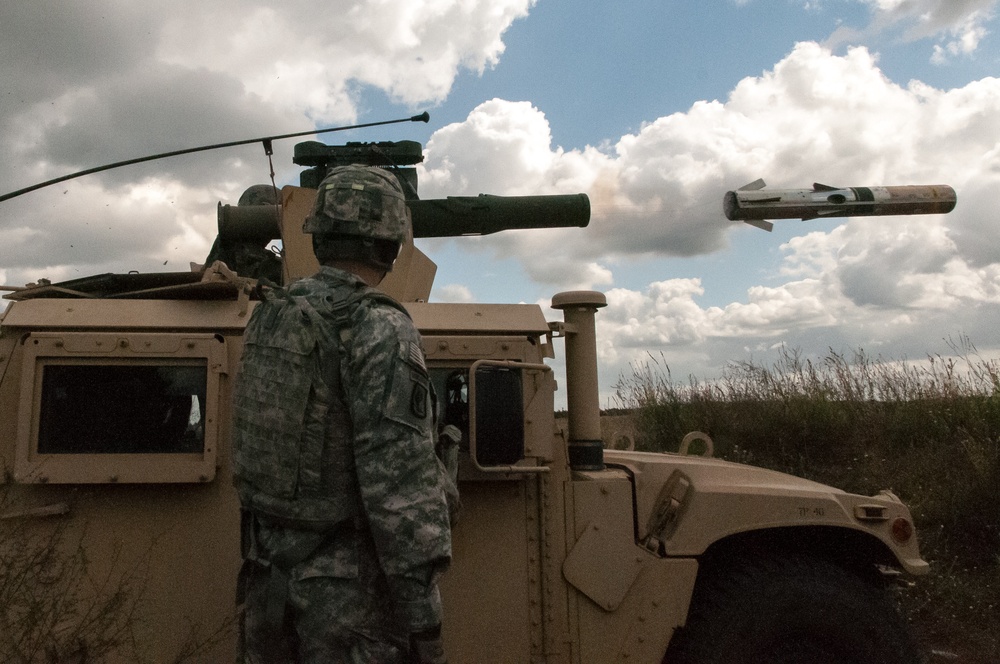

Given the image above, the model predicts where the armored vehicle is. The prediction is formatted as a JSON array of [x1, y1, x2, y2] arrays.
[[0, 132, 927, 663]]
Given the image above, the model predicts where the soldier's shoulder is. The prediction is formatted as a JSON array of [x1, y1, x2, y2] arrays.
[[354, 294, 414, 333], [344, 297, 415, 357], [284, 275, 329, 297]]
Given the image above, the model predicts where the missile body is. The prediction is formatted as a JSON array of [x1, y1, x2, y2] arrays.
[[724, 180, 957, 231]]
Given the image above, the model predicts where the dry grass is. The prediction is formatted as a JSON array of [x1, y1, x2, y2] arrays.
[[613, 340, 1000, 662], [0, 498, 142, 663], [0, 486, 234, 663]]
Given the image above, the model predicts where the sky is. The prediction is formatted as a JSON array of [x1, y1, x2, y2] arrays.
[[2, 0, 1000, 407]]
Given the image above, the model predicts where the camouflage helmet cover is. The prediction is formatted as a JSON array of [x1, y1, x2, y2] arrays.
[[302, 165, 410, 244]]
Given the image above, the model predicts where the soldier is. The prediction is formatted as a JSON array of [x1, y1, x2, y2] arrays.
[[232, 165, 453, 663]]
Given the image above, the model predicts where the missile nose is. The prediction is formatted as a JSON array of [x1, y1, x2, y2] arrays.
[[723, 190, 741, 220]]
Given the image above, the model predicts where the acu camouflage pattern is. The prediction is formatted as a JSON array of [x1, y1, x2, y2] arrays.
[[233, 266, 452, 663], [302, 165, 410, 245], [232, 279, 364, 528], [240, 521, 420, 663]]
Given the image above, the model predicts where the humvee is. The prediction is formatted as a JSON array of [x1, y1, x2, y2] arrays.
[[0, 134, 927, 663]]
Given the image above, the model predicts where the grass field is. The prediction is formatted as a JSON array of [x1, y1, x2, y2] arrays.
[[611, 342, 999, 662]]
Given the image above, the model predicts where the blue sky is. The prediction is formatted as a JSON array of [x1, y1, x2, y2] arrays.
[[2, 0, 1000, 404]]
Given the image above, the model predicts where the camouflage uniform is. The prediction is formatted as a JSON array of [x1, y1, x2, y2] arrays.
[[234, 265, 452, 663]]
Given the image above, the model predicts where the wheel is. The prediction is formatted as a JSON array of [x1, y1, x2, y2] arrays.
[[664, 554, 923, 664]]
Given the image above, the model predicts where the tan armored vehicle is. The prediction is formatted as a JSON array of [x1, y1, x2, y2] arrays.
[[0, 135, 927, 663]]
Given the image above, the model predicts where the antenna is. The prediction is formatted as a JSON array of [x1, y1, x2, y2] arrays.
[[0, 112, 431, 203]]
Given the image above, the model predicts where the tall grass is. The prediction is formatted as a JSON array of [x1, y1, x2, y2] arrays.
[[614, 341, 1000, 661]]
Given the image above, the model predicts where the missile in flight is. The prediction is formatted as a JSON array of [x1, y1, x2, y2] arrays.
[[724, 180, 957, 231]]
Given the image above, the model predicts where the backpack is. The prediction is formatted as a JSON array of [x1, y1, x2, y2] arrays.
[[232, 278, 402, 528]]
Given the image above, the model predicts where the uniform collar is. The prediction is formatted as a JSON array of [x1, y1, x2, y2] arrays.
[[316, 265, 367, 288]]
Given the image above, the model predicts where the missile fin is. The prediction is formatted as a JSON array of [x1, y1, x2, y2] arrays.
[[744, 219, 774, 232], [813, 183, 839, 191], [800, 211, 820, 220], [739, 178, 767, 191]]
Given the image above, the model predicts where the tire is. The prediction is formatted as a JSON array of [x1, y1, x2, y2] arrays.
[[664, 554, 923, 664]]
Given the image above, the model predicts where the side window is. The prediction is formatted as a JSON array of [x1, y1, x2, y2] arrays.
[[37, 364, 207, 454], [15, 333, 226, 484]]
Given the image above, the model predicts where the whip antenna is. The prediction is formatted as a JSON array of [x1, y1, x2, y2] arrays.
[[0, 112, 431, 203]]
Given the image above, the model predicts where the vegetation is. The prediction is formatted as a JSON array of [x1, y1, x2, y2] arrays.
[[0, 498, 141, 663], [613, 340, 1000, 662], [0, 486, 233, 663]]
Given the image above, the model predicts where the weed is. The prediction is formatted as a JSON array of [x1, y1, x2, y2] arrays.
[[614, 344, 1000, 661]]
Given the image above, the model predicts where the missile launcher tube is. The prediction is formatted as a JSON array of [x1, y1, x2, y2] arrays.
[[218, 193, 591, 242]]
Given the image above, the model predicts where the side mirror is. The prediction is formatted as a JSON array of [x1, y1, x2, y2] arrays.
[[468, 360, 550, 474], [472, 363, 524, 466]]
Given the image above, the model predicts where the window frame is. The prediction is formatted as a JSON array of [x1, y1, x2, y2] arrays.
[[15, 332, 226, 484]]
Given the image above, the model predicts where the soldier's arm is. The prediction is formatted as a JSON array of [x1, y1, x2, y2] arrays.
[[345, 303, 452, 632]]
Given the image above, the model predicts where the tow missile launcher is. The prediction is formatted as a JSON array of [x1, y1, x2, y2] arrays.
[[0, 133, 927, 663]]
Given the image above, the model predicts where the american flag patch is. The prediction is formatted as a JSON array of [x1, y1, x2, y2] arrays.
[[407, 341, 426, 371]]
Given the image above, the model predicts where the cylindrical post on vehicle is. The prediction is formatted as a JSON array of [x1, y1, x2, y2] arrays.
[[552, 290, 607, 471]]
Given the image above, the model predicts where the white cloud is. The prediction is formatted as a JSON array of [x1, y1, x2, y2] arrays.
[[864, 0, 997, 64], [860, 0, 996, 34], [3, 0, 1000, 401], [0, 0, 533, 289], [420, 99, 567, 195], [840, 0, 998, 61], [417, 42, 1000, 295], [434, 284, 475, 303], [411, 41, 1000, 390], [155, 0, 535, 120], [591, 201, 1000, 387], [931, 16, 990, 64]]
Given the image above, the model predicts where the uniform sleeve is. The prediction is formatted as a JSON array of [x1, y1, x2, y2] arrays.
[[343, 302, 452, 632]]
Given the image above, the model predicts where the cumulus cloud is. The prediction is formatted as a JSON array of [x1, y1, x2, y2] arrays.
[[930, 13, 991, 64], [154, 0, 535, 120], [410, 42, 1000, 393], [828, 0, 997, 62], [0, 0, 533, 288], [419, 41, 1000, 282], [861, 0, 996, 36], [594, 212, 1000, 396]]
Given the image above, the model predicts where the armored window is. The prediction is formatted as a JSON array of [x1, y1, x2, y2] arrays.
[[15, 333, 225, 484], [37, 364, 207, 455]]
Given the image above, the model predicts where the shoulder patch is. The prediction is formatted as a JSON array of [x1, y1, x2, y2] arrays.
[[411, 380, 429, 419]]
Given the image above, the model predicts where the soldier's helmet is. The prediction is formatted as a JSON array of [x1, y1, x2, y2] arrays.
[[302, 165, 410, 245], [238, 184, 279, 207]]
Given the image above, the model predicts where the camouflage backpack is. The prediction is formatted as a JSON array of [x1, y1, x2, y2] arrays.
[[231, 278, 404, 529]]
